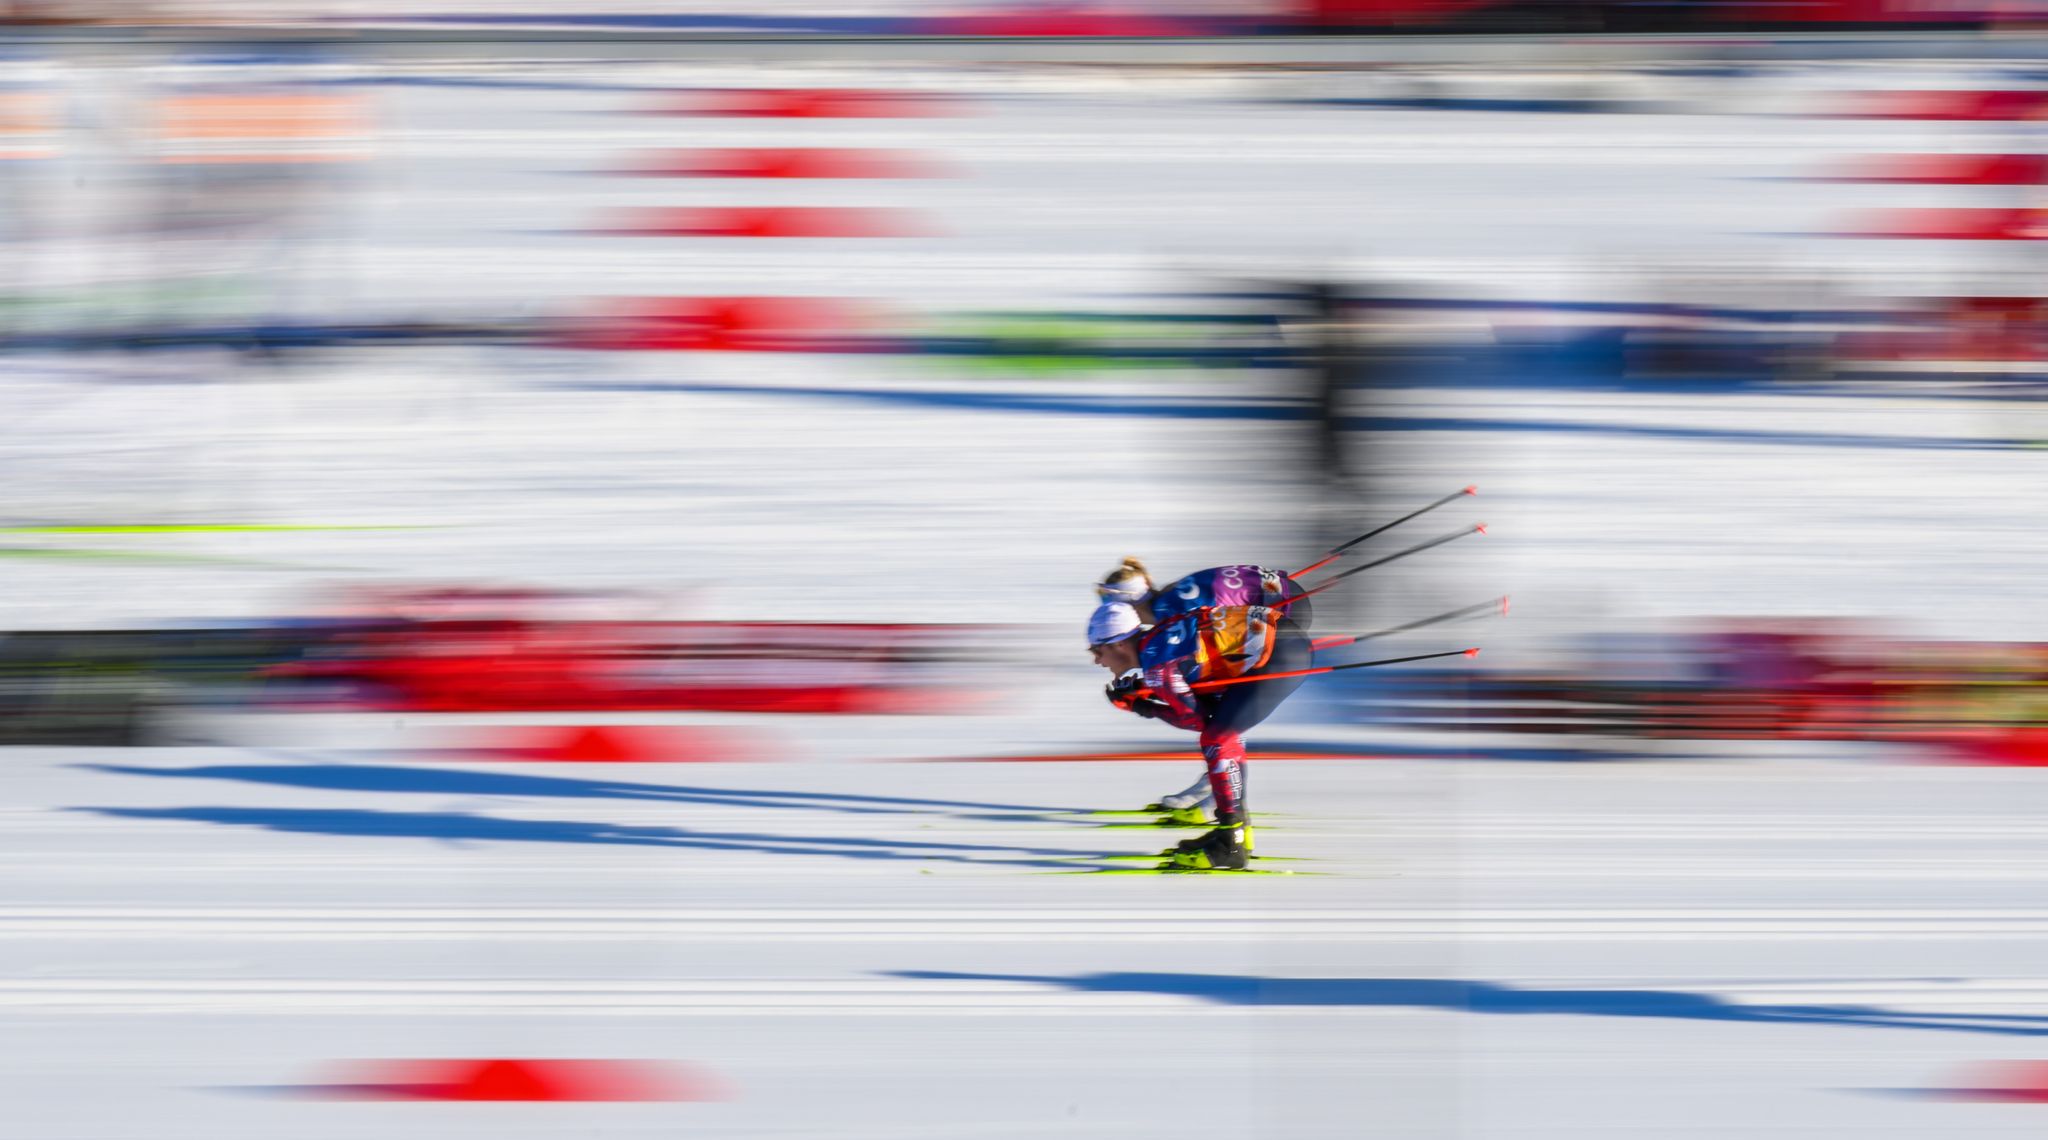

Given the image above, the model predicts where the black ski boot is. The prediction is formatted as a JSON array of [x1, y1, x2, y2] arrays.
[[1166, 819, 1248, 871]]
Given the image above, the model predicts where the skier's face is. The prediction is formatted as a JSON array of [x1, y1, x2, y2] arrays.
[[1089, 638, 1139, 674]]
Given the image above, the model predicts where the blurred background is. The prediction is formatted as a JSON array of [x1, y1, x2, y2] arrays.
[[4, 5, 2048, 1139]]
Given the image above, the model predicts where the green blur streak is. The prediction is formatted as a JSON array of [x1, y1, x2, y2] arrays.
[[0, 525, 422, 535], [0, 545, 323, 567]]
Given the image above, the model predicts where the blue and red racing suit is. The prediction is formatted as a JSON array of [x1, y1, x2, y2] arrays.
[[1146, 564, 1311, 628]]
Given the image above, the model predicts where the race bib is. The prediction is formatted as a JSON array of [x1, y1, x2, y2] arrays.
[[1194, 605, 1279, 682]]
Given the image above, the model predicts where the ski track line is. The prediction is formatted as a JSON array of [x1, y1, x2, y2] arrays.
[[7, 908, 2048, 942]]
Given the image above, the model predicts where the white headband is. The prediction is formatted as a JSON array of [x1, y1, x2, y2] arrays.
[[1095, 577, 1150, 604]]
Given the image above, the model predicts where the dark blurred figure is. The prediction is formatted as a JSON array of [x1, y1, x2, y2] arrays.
[[1278, 280, 1366, 498], [1274, 279, 1403, 637], [1299, 281, 1357, 495]]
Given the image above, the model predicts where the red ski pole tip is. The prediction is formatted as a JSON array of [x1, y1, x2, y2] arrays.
[[1463, 648, 1481, 657], [1474, 523, 1487, 535], [1462, 485, 1477, 495], [1500, 596, 1511, 615]]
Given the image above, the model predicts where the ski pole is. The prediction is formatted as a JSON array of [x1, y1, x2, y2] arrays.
[[1293, 485, 1476, 578], [1282, 523, 1486, 606], [1309, 596, 1508, 651], [1192, 648, 1479, 691]]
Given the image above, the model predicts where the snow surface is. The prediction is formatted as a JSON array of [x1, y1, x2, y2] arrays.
[[13, 752, 2048, 1138]]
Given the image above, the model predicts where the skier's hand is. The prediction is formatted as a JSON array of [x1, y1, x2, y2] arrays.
[[1106, 672, 1170, 719], [1104, 671, 1150, 710]]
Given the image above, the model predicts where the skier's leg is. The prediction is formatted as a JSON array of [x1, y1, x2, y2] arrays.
[[1240, 756, 1251, 851], [1153, 771, 1214, 812], [1197, 620, 1313, 856], [1198, 727, 1247, 826], [1163, 727, 1250, 869], [1152, 621, 1315, 815]]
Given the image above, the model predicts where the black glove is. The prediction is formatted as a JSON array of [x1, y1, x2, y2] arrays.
[[1105, 672, 1169, 719], [1104, 672, 1146, 707]]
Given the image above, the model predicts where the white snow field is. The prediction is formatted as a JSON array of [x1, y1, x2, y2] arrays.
[[12, 753, 2048, 1138], [3, 53, 2048, 1138]]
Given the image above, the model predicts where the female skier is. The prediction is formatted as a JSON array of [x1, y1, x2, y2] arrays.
[[1088, 558, 1314, 870]]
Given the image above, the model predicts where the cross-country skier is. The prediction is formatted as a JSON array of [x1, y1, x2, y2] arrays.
[[1089, 558, 1314, 870]]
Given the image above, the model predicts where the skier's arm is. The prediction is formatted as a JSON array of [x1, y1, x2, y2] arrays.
[[1105, 669, 1169, 718], [1106, 668, 1200, 730]]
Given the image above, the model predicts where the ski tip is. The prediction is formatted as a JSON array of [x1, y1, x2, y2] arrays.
[[1462, 484, 1477, 495], [1463, 647, 1481, 658], [1473, 522, 1487, 535]]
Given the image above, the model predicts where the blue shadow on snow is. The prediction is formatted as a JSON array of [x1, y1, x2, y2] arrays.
[[888, 971, 2048, 1036], [77, 762, 1079, 816], [71, 805, 1111, 869]]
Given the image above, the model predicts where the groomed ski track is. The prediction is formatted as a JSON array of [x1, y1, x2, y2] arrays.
[[13, 753, 2048, 1137]]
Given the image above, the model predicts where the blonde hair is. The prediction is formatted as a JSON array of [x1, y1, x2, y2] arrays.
[[1096, 556, 1154, 601]]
